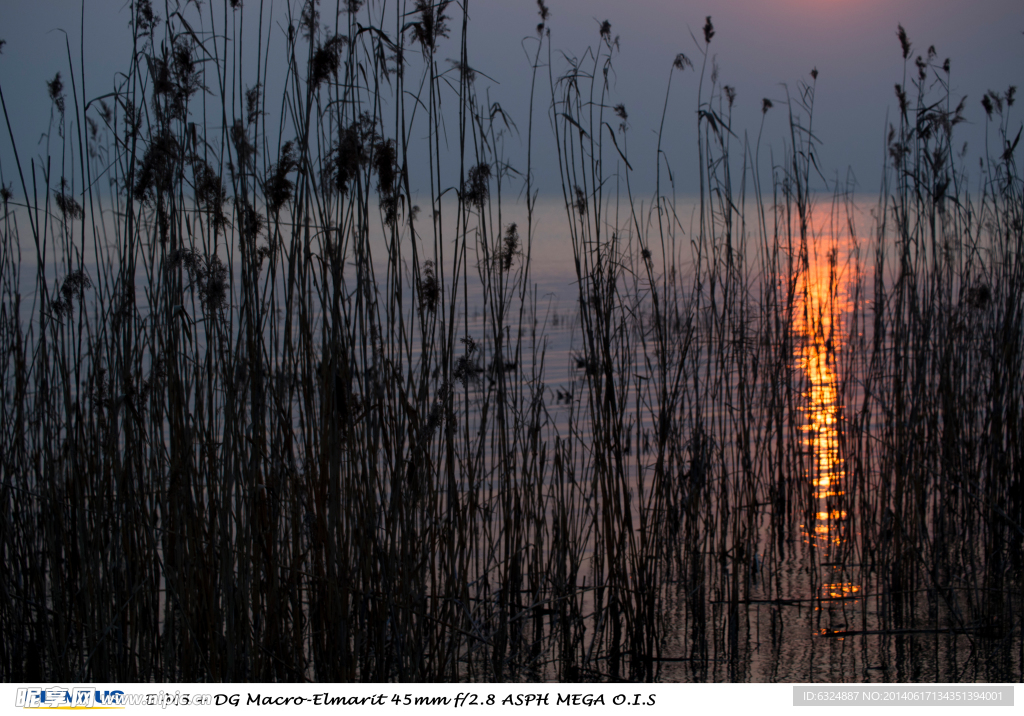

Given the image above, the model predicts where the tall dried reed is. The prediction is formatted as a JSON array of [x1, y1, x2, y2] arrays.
[[0, 2, 1019, 682]]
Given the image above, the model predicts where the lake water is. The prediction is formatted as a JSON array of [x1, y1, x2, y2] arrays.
[[4, 194, 1021, 682]]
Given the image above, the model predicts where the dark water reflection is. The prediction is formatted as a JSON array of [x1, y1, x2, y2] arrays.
[[11, 197, 1020, 682]]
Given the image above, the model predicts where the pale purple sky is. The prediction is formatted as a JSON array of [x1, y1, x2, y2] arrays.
[[1, 0, 1021, 199]]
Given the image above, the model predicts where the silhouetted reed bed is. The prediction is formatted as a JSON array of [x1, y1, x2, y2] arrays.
[[0, 2, 1020, 682]]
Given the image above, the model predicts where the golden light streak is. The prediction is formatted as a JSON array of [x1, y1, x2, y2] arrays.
[[793, 225, 862, 601]]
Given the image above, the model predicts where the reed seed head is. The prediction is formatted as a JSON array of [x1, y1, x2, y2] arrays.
[[246, 84, 262, 125], [703, 16, 714, 45], [500, 223, 520, 271], [135, 131, 181, 202], [133, 0, 159, 35], [54, 190, 83, 220], [192, 160, 227, 233], [465, 163, 490, 208], [410, 0, 451, 55], [264, 141, 298, 215], [328, 113, 375, 195], [897, 24, 911, 59], [379, 195, 399, 228], [574, 186, 587, 215], [168, 249, 228, 310], [230, 120, 255, 170], [895, 84, 909, 118], [52, 269, 92, 318], [537, 0, 549, 22], [300, 0, 320, 41], [201, 256, 228, 309], [47, 72, 65, 119], [448, 59, 476, 83], [418, 260, 439, 313], [454, 337, 480, 387], [374, 138, 398, 196], [236, 198, 265, 243], [311, 35, 346, 87]]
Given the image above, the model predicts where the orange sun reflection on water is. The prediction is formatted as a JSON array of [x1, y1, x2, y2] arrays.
[[795, 238, 861, 602]]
